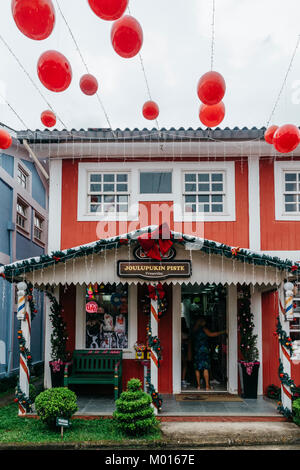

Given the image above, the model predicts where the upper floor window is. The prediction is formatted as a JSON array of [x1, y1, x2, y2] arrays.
[[283, 172, 300, 213], [88, 172, 129, 214], [16, 198, 28, 231], [34, 213, 44, 242], [140, 171, 172, 194], [183, 171, 225, 213], [17, 166, 28, 190]]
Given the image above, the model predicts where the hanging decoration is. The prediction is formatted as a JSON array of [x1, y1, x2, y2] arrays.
[[88, 0, 128, 21], [142, 101, 159, 120], [12, 0, 55, 41], [137, 224, 173, 261], [46, 292, 69, 364], [111, 15, 143, 58], [0, 130, 12, 149], [237, 285, 259, 362], [273, 124, 300, 154], [199, 101, 225, 128], [41, 110, 56, 128], [197, 71, 226, 106], [80, 74, 99, 96], [264, 125, 278, 144], [37, 50, 72, 92]]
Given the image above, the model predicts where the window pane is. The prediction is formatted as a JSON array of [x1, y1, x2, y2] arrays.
[[90, 184, 101, 192], [198, 174, 209, 182], [103, 174, 114, 182], [185, 195, 196, 203], [103, 184, 114, 192], [185, 174, 196, 182], [285, 173, 296, 181], [91, 195, 101, 203], [285, 194, 296, 203], [212, 204, 223, 212], [104, 204, 115, 212], [117, 195, 128, 203], [90, 174, 101, 182], [198, 195, 210, 202], [185, 204, 196, 212], [104, 195, 115, 203], [198, 183, 210, 191], [140, 172, 172, 193], [185, 183, 196, 192], [117, 174, 127, 182], [198, 204, 210, 212], [90, 204, 101, 213], [211, 173, 223, 182], [117, 204, 128, 212], [285, 183, 297, 192], [285, 204, 297, 212], [116, 184, 127, 192], [211, 194, 223, 202], [211, 183, 223, 192]]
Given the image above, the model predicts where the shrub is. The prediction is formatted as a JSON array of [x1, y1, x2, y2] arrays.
[[113, 378, 159, 436], [35, 387, 78, 429], [293, 398, 300, 427], [266, 384, 281, 400]]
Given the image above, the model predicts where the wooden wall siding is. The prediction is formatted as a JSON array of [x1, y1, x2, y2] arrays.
[[261, 290, 281, 392], [260, 158, 300, 250], [59, 284, 76, 354], [61, 159, 249, 250]]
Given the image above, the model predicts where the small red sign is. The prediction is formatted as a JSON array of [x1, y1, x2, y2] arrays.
[[86, 301, 98, 313]]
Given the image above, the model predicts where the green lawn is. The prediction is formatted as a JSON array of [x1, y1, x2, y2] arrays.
[[0, 403, 161, 444]]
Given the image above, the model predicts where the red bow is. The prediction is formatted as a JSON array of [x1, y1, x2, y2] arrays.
[[231, 247, 240, 257], [291, 265, 298, 272], [148, 283, 165, 300], [138, 224, 173, 260]]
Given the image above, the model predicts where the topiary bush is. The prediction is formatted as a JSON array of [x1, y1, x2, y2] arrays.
[[35, 387, 78, 429], [113, 378, 159, 436], [293, 398, 300, 427]]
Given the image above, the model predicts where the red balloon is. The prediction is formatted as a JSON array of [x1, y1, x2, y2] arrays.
[[12, 0, 55, 41], [273, 124, 300, 154], [142, 101, 159, 120], [111, 15, 143, 58], [88, 0, 128, 21], [197, 71, 226, 106], [37, 50, 72, 92], [0, 130, 12, 149], [264, 125, 278, 144], [80, 74, 99, 96], [199, 102, 225, 128], [41, 110, 56, 127]]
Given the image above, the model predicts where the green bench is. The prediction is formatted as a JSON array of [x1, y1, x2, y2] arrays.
[[64, 349, 123, 400]]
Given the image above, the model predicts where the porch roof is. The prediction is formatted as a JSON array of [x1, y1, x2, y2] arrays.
[[0, 226, 298, 287]]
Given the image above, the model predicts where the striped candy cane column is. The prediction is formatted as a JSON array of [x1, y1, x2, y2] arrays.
[[17, 281, 31, 415], [284, 281, 294, 321], [278, 283, 292, 413], [150, 295, 159, 415]]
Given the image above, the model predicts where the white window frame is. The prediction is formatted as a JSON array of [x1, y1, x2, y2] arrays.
[[16, 197, 30, 234], [183, 170, 226, 216], [77, 161, 235, 223], [274, 161, 300, 220], [87, 171, 130, 216], [33, 211, 45, 245]]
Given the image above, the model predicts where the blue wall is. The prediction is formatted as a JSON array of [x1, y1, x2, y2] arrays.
[[0, 153, 14, 177], [0, 180, 13, 257], [21, 160, 46, 209]]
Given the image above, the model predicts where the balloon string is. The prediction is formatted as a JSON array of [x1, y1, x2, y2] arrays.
[[127, 4, 160, 132], [210, 0, 216, 70], [266, 33, 300, 128], [0, 33, 69, 130], [55, 0, 116, 136]]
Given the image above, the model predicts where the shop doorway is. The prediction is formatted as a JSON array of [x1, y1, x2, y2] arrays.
[[181, 284, 227, 392]]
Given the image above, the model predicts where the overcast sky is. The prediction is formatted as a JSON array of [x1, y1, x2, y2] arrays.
[[1, 0, 300, 131]]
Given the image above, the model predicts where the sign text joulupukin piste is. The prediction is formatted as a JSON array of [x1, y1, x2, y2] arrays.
[[117, 260, 192, 280]]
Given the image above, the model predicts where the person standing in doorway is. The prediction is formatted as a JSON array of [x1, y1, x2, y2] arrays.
[[193, 315, 226, 391]]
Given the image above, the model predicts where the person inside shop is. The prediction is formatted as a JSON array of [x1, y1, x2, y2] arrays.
[[192, 315, 226, 391]]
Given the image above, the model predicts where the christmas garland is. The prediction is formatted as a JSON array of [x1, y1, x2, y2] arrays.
[[1, 226, 299, 283], [46, 292, 69, 364], [14, 384, 32, 413], [26, 283, 38, 321], [146, 370, 163, 411], [274, 316, 293, 355], [238, 285, 259, 363], [146, 323, 162, 365]]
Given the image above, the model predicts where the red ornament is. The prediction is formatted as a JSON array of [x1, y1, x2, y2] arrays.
[[88, 0, 128, 21], [12, 0, 55, 41], [197, 71, 226, 105], [142, 101, 159, 120], [264, 125, 278, 144], [80, 74, 99, 96], [0, 130, 12, 149], [111, 15, 143, 58], [273, 124, 300, 154], [41, 110, 56, 127], [37, 50, 72, 92], [199, 101, 225, 128]]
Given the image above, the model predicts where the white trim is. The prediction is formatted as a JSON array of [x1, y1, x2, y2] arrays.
[[172, 284, 181, 394], [248, 156, 261, 250], [77, 161, 236, 223], [227, 284, 238, 394], [274, 161, 300, 221], [48, 159, 62, 253]]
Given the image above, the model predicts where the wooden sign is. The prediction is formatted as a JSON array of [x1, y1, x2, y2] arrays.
[[117, 260, 191, 280]]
